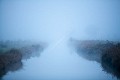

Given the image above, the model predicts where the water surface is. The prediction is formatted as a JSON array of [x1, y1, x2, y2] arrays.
[[2, 39, 118, 80]]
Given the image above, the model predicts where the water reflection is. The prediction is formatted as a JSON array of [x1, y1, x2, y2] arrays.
[[71, 39, 120, 79], [0, 39, 119, 80], [0, 41, 45, 80], [2, 39, 116, 80]]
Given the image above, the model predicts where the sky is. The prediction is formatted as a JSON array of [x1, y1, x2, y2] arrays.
[[0, 0, 120, 42], [0, 1, 120, 79]]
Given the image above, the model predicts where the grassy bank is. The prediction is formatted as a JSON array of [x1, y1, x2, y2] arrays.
[[71, 39, 120, 79], [0, 41, 45, 78]]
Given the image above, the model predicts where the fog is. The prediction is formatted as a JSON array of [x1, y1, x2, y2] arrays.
[[0, 0, 120, 42], [0, 0, 120, 80]]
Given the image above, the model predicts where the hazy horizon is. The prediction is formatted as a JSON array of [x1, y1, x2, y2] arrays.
[[0, 1, 120, 80], [0, 0, 120, 43]]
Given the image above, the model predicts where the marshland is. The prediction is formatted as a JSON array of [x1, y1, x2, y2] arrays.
[[0, 0, 120, 80]]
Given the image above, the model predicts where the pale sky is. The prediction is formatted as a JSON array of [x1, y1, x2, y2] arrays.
[[0, 0, 120, 42]]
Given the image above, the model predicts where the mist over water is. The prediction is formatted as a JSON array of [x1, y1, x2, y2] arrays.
[[0, 0, 120, 80]]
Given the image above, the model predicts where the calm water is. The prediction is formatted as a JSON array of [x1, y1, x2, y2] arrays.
[[0, 0, 120, 80], [2, 39, 118, 80]]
